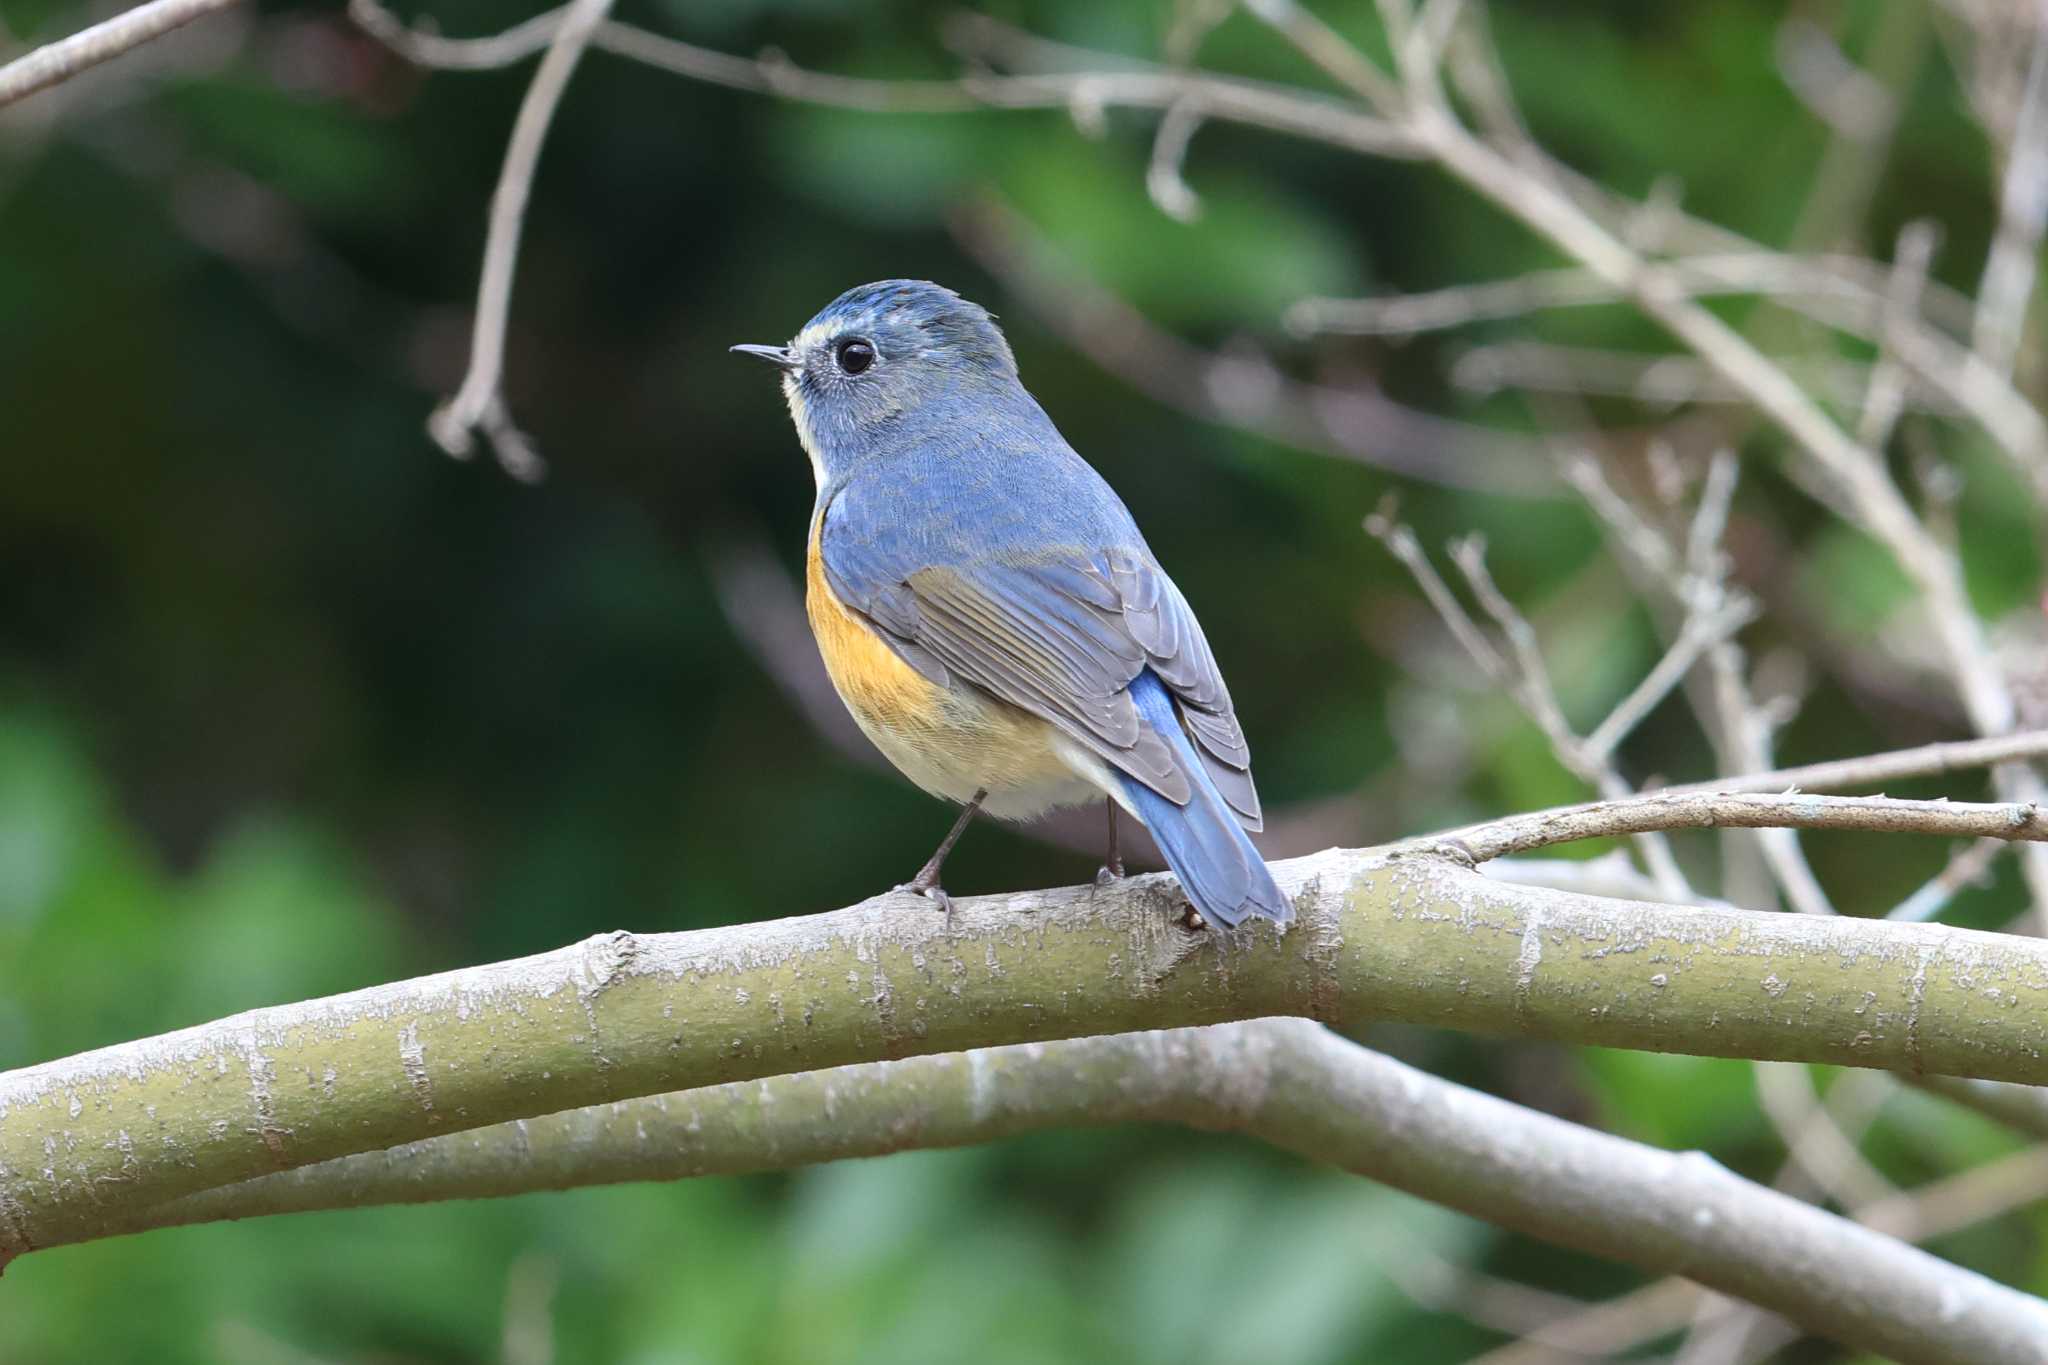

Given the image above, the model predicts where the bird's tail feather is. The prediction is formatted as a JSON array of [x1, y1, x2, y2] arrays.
[[1117, 672, 1290, 927]]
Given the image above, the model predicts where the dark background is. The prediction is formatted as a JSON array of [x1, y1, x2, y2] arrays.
[[2, 1, 2040, 1360]]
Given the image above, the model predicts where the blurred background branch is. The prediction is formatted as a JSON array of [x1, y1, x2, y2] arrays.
[[90, 1019, 2048, 1365]]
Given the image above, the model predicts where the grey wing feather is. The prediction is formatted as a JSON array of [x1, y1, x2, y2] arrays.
[[1107, 550, 1263, 830], [823, 516, 1262, 828]]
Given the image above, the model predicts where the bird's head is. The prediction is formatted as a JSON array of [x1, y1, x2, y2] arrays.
[[732, 279, 1020, 484]]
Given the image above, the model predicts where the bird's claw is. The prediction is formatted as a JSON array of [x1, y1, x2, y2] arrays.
[[895, 880, 956, 928], [1094, 863, 1125, 887]]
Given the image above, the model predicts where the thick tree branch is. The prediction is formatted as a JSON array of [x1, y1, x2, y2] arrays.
[[14, 825, 2048, 1262], [95, 1020, 2048, 1365], [0, 0, 240, 109]]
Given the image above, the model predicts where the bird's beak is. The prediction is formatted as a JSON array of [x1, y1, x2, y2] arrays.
[[730, 343, 800, 371]]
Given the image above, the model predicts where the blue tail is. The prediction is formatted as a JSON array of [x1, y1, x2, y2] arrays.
[[1118, 672, 1291, 927]]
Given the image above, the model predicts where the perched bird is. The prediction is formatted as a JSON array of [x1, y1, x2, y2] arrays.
[[732, 280, 1289, 927]]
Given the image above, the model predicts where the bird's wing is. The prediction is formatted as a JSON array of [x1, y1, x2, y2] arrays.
[[820, 500, 1262, 828]]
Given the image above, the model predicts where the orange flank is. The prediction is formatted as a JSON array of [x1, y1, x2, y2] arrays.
[[805, 518, 945, 733], [804, 516, 1087, 813]]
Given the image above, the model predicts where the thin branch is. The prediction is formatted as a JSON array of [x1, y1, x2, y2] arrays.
[[1288, 252, 1978, 341], [951, 199, 1558, 496], [1889, 838, 2009, 921], [1379, 1250, 1595, 1341], [1753, 1062, 1898, 1210], [345, 0, 565, 73], [350, 1, 1422, 154], [1451, 341, 1963, 419], [1445, 788, 2048, 863], [1269, 7, 2048, 922], [1776, 17, 1898, 142], [1449, 533, 1592, 774], [79, 1020, 2048, 1365], [1464, 1278, 1704, 1365], [1366, 509, 1511, 683], [1859, 220, 1941, 451], [1655, 729, 2048, 799], [425, 0, 616, 480], [1580, 594, 1757, 764], [1436, 527, 1693, 895], [1484, 849, 1738, 912], [1143, 96, 1205, 221], [1703, 637, 1837, 917], [1858, 1143, 2048, 1242], [1973, 0, 2048, 376], [1911, 1072, 2048, 1139], [0, 0, 241, 109]]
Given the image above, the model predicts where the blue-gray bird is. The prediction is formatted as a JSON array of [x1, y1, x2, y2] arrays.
[[732, 280, 1289, 927]]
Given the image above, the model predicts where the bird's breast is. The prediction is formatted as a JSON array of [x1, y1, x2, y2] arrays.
[[805, 518, 943, 734]]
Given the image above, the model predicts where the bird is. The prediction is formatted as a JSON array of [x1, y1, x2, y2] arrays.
[[731, 280, 1290, 928]]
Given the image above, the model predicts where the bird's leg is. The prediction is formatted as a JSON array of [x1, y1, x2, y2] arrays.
[[898, 788, 987, 921], [1096, 798, 1125, 885]]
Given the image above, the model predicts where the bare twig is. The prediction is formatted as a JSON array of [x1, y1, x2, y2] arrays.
[[1288, 252, 1977, 341], [1379, 1251, 1596, 1340], [351, 1, 1422, 153], [1656, 729, 2048, 800], [1436, 527, 1694, 894], [1451, 341, 1963, 419], [1143, 97, 1205, 221], [952, 199, 1558, 494], [1464, 1278, 1703, 1365], [425, 0, 617, 480], [1860, 221, 1941, 451], [1776, 17, 1898, 142], [1858, 1143, 2048, 1242], [1753, 1062, 1899, 1210], [1579, 595, 1757, 764], [1446, 789, 2048, 863], [1284, 38, 2048, 893], [1889, 838, 2009, 921], [1264, 8, 2048, 927], [0, 0, 241, 109], [1973, 1, 2048, 376], [1365, 510, 1512, 683], [1911, 1071, 2048, 1139], [345, 0, 565, 73]]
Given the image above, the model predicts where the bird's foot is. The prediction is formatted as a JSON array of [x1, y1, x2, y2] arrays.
[[1094, 860, 1126, 887], [894, 876, 956, 928]]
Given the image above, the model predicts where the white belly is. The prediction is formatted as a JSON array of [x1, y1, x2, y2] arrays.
[[849, 684, 1131, 820]]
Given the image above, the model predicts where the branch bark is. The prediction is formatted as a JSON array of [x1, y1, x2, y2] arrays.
[[97, 1020, 2048, 1365], [0, 0, 241, 109], [13, 830, 2048, 1263]]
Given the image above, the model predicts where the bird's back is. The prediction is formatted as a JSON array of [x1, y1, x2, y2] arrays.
[[819, 385, 1150, 575]]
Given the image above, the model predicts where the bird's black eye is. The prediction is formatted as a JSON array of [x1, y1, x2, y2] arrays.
[[835, 338, 875, 375]]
